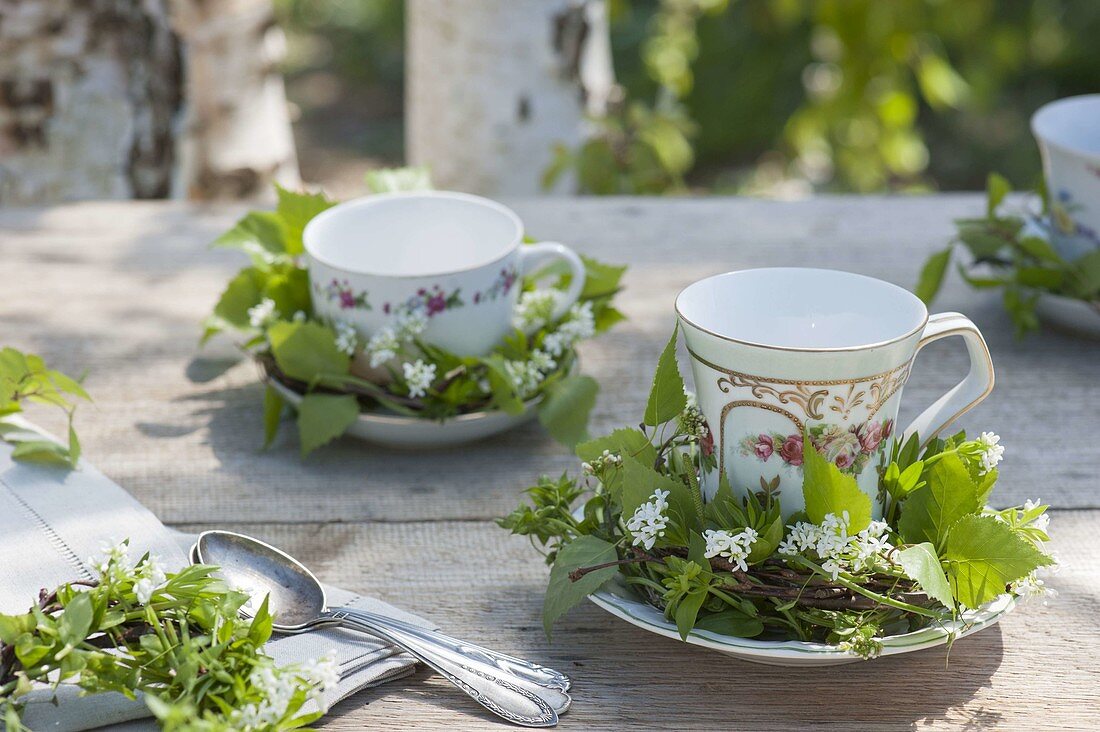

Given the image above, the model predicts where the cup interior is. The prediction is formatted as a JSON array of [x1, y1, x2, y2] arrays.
[[676, 268, 928, 350], [1031, 94, 1100, 156], [304, 191, 522, 277]]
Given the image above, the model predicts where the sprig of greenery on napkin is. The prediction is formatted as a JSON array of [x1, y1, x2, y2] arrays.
[[0, 348, 88, 468], [0, 541, 335, 732]]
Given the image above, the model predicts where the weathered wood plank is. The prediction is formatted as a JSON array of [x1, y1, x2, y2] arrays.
[[0, 197, 1097, 528], [172, 511, 1096, 730]]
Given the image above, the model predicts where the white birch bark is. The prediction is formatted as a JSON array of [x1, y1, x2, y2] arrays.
[[0, 0, 297, 204], [406, 0, 614, 196]]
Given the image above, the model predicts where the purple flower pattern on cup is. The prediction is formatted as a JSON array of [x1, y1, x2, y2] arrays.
[[740, 418, 894, 476], [382, 285, 465, 321], [316, 279, 371, 310], [471, 266, 519, 306]]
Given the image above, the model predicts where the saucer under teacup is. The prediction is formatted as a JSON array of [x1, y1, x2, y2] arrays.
[[586, 574, 1015, 667], [1021, 215, 1100, 339], [258, 358, 574, 448]]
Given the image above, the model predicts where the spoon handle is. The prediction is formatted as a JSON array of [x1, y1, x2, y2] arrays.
[[324, 609, 560, 727], [336, 607, 571, 692]]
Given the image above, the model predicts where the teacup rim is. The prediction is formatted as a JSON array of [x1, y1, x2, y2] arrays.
[[674, 267, 930, 353], [302, 190, 524, 279], [1031, 94, 1100, 159]]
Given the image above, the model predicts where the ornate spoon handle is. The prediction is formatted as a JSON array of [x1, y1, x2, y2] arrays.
[[337, 607, 571, 692], [324, 609, 561, 727]]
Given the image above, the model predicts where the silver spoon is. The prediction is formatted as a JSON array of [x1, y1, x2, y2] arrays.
[[193, 530, 570, 727], [187, 541, 570, 693]]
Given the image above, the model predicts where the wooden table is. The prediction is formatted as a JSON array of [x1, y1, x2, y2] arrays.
[[2, 196, 1097, 730]]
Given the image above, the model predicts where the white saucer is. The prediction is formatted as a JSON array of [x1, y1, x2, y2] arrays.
[[587, 575, 1014, 667], [1035, 294, 1100, 340], [264, 375, 538, 449]]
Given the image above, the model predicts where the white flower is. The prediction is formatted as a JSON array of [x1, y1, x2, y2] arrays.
[[626, 488, 670, 551], [1031, 513, 1050, 532], [529, 349, 556, 373], [292, 310, 307, 323], [300, 653, 340, 710], [504, 359, 545, 398], [1011, 572, 1057, 602], [133, 556, 167, 604], [820, 557, 843, 580], [365, 327, 400, 367], [402, 359, 436, 398], [248, 298, 278, 328], [779, 512, 894, 579], [513, 291, 559, 331], [703, 527, 758, 572], [977, 432, 1004, 475], [236, 665, 298, 728], [333, 320, 359, 356], [396, 311, 428, 340], [89, 539, 132, 580], [583, 449, 623, 476], [541, 301, 596, 356]]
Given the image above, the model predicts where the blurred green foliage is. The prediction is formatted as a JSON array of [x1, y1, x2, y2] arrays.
[[276, 0, 1100, 194]]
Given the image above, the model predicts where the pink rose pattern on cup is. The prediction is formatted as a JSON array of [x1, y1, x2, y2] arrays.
[[317, 278, 371, 310], [739, 418, 894, 476]]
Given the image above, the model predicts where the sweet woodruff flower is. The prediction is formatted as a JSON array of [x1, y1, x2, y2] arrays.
[[778, 513, 893, 580], [402, 359, 436, 398], [581, 449, 623, 475], [702, 527, 758, 572], [977, 431, 1005, 474], [513, 291, 559, 331], [542, 302, 596, 357], [333, 320, 358, 357], [626, 488, 670, 551], [1011, 571, 1057, 602], [365, 327, 399, 367], [133, 556, 168, 604], [1024, 498, 1051, 532], [248, 298, 278, 328], [301, 653, 340, 709]]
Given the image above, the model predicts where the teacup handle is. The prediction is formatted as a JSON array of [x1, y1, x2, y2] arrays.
[[517, 242, 586, 322], [902, 312, 995, 446]]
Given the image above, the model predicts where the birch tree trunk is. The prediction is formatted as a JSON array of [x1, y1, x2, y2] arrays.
[[406, 0, 614, 196], [0, 0, 297, 205]]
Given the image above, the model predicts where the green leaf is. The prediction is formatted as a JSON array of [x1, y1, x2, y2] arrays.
[[987, 172, 1011, 216], [212, 268, 267, 330], [621, 456, 701, 540], [746, 510, 784, 564], [247, 595, 274, 645], [58, 591, 93, 645], [1016, 236, 1063, 264], [593, 305, 626, 334], [801, 436, 871, 533], [10, 439, 72, 466], [268, 321, 350, 383], [943, 514, 1053, 608], [538, 375, 598, 447], [67, 421, 81, 467], [580, 256, 627, 299], [643, 328, 686, 426], [674, 589, 708, 640], [483, 356, 525, 415], [275, 186, 335, 255], [262, 386, 284, 449], [542, 535, 618, 637], [693, 609, 764, 638], [577, 428, 656, 466], [915, 248, 952, 304], [213, 211, 287, 258], [896, 542, 954, 609], [0, 612, 35, 644], [898, 453, 980, 548], [296, 393, 359, 456]]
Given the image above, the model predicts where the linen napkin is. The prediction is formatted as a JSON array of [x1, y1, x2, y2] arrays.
[[0, 420, 431, 731]]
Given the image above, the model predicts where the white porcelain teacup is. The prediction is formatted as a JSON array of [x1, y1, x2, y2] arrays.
[[1032, 94, 1100, 259], [303, 191, 586, 356], [676, 268, 995, 518]]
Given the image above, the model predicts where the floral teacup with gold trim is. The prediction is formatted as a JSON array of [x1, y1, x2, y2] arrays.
[[676, 268, 994, 518], [304, 191, 586, 356]]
